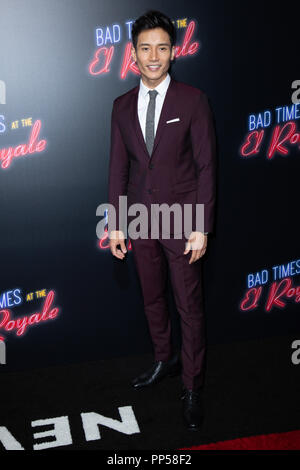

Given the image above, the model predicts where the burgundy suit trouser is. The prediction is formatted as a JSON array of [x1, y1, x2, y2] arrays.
[[130, 234, 206, 390]]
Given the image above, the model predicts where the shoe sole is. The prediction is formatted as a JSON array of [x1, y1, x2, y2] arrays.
[[132, 367, 181, 389], [186, 425, 201, 432], [183, 418, 203, 431]]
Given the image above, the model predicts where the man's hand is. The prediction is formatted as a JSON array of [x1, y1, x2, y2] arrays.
[[183, 231, 207, 264], [109, 230, 127, 260]]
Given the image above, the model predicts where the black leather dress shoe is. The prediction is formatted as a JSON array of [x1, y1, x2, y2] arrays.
[[181, 387, 204, 431], [132, 355, 181, 389]]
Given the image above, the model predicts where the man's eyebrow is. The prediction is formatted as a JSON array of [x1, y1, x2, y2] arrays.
[[138, 43, 170, 46]]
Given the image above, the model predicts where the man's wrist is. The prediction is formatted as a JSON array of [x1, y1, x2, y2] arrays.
[[109, 230, 125, 240]]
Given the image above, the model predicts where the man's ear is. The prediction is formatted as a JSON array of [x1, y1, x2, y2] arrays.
[[171, 46, 175, 61], [131, 44, 136, 62]]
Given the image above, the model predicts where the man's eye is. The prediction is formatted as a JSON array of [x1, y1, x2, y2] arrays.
[[141, 47, 167, 51]]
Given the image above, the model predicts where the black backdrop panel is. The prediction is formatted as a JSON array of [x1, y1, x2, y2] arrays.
[[0, 0, 299, 371]]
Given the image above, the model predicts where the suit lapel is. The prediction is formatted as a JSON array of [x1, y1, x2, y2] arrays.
[[131, 77, 177, 160]]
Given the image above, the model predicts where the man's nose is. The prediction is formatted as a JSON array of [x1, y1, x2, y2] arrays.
[[150, 49, 158, 60]]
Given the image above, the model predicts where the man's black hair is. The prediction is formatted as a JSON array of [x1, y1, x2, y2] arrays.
[[131, 10, 176, 50]]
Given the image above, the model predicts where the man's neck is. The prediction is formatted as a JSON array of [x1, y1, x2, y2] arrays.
[[141, 73, 168, 89]]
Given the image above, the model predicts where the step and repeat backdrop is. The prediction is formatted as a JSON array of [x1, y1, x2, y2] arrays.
[[0, 0, 299, 371]]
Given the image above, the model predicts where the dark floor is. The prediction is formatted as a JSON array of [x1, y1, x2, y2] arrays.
[[0, 334, 299, 450]]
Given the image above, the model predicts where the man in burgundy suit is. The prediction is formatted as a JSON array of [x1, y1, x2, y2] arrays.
[[108, 10, 216, 431]]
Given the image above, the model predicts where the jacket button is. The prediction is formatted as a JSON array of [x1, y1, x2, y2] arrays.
[[148, 189, 152, 194], [149, 163, 154, 169]]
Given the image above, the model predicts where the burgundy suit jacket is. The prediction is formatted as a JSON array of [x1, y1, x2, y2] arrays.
[[108, 76, 216, 238]]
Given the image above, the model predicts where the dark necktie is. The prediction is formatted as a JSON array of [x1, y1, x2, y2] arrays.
[[145, 89, 158, 157]]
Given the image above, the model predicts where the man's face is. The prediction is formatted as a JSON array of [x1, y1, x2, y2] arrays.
[[131, 27, 175, 88]]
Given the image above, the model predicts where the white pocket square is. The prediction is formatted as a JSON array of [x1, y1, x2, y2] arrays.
[[166, 118, 180, 123]]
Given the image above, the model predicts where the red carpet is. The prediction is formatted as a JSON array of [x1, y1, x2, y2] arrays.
[[180, 430, 300, 450]]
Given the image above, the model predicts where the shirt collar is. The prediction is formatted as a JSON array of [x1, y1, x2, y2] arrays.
[[139, 72, 171, 99]]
